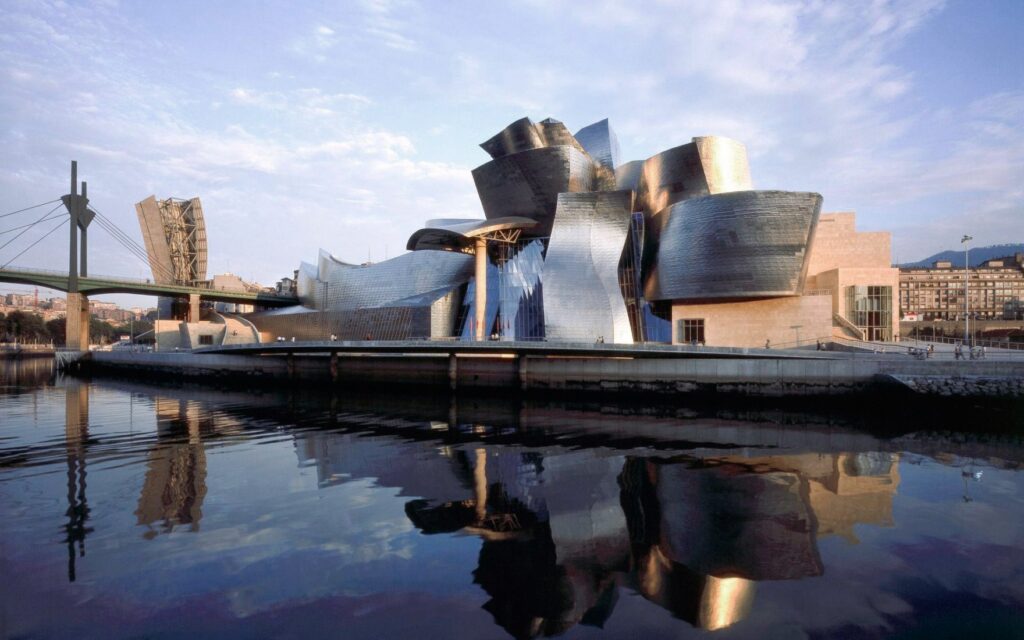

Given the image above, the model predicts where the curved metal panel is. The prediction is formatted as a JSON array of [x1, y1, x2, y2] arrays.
[[316, 250, 473, 311], [535, 117, 588, 155], [646, 190, 823, 301], [472, 146, 597, 237], [406, 216, 538, 252], [575, 118, 621, 170], [694, 136, 753, 195], [638, 142, 710, 216], [634, 136, 752, 234], [295, 262, 318, 306], [479, 117, 545, 159], [615, 159, 644, 192], [543, 191, 635, 343]]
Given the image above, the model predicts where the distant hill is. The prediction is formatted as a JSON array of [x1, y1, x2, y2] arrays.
[[900, 243, 1024, 268]]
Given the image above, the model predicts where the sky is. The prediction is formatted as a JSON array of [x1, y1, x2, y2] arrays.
[[0, 0, 1022, 307]]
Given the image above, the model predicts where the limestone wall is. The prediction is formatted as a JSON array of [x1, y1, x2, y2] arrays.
[[671, 295, 833, 348]]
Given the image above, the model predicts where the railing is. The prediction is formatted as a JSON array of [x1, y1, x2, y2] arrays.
[[899, 334, 1024, 351], [831, 335, 1024, 360], [832, 313, 866, 340]]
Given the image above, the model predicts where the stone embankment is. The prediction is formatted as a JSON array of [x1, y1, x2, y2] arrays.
[[887, 374, 1024, 397], [83, 347, 1024, 399]]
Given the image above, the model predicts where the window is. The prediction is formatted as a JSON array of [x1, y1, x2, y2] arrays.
[[677, 318, 705, 344], [198, 335, 214, 345]]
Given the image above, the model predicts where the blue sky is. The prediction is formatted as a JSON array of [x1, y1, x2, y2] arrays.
[[0, 0, 1021, 306]]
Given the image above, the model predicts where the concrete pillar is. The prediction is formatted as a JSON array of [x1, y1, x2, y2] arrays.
[[79, 226, 87, 277], [518, 354, 529, 391], [65, 292, 90, 351], [474, 238, 487, 341], [473, 448, 487, 523], [188, 294, 201, 323]]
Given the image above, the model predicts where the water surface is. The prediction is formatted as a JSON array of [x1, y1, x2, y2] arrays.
[[1, 359, 1022, 638]]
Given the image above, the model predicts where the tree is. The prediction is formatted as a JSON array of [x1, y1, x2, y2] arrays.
[[1, 310, 50, 343], [46, 317, 66, 346]]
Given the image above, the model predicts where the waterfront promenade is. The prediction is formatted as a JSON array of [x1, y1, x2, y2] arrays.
[[82, 340, 1024, 398]]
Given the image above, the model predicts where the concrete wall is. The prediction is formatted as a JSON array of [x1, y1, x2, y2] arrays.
[[88, 350, 1024, 397], [154, 319, 184, 351], [671, 295, 833, 348]]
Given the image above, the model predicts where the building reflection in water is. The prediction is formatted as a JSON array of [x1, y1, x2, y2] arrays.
[[63, 376, 92, 583], [377, 443, 897, 636], [135, 398, 210, 537]]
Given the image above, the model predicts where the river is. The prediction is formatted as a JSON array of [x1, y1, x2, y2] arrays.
[[1, 359, 1022, 638]]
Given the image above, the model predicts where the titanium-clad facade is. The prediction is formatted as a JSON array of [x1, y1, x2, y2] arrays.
[[574, 119, 621, 171], [646, 190, 823, 301], [309, 250, 472, 311], [256, 114, 859, 347], [472, 145, 597, 237], [543, 191, 635, 343], [250, 250, 472, 340]]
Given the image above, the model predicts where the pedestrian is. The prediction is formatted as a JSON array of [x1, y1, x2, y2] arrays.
[[928, 344, 934, 357], [954, 343, 962, 360], [765, 339, 771, 349], [816, 339, 822, 351], [982, 346, 987, 359]]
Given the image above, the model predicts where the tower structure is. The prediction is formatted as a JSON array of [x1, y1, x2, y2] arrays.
[[135, 196, 208, 285]]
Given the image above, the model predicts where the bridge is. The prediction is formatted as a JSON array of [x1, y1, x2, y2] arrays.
[[0, 162, 299, 349], [0, 266, 298, 306]]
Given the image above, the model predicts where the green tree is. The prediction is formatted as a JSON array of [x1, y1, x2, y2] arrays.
[[45, 317, 66, 346], [1, 311, 50, 343]]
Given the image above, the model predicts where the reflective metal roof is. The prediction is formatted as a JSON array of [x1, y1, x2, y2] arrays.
[[406, 216, 538, 252]]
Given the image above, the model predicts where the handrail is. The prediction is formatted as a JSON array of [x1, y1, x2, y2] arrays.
[[832, 313, 865, 340]]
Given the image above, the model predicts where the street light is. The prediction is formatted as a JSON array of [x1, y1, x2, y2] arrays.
[[961, 234, 972, 346]]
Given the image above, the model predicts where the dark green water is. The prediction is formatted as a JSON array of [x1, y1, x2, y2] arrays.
[[1, 359, 1022, 639]]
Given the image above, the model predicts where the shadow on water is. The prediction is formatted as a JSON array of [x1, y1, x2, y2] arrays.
[[1, 359, 1022, 638]]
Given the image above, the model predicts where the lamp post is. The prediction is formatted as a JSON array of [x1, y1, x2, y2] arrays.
[[961, 234, 972, 346]]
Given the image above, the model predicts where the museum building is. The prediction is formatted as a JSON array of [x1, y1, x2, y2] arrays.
[[248, 117, 899, 348]]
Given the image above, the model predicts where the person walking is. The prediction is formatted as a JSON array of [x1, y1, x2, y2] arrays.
[[765, 339, 771, 349]]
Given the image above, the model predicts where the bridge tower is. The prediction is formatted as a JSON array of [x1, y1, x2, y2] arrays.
[[61, 161, 94, 350]]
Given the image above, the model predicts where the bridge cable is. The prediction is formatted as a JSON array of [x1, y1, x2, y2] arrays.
[[91, 210, 154, 260], [90, 214, 165, 272], [87, 207, 178, 281], [91, 215, 170, 277], [0, 203, 65, 253], [0, 210, 65, 235], [1, 218, 69, 269], [0, 199, 62, 219], [89, 208, 178, 282]]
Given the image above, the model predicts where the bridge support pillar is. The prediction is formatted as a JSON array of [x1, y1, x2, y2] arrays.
[[66, 292, 90, 351], [188, 294, 201, 323]]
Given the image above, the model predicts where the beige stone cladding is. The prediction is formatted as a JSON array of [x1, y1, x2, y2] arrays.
[[805, 212, 899, 340], [671, 294, 832, 348], [805, 212, 891, 275]]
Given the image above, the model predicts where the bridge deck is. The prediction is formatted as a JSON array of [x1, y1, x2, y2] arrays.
[[0, 267, 299, 306]]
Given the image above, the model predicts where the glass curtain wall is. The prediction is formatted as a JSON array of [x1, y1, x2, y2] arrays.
[[845, 285, 893, 341]]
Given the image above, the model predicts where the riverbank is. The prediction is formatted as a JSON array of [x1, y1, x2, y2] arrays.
[[78, 344, 1024, 398], [0, 346, 55, 359]]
